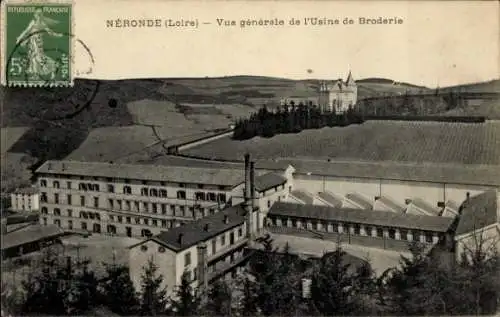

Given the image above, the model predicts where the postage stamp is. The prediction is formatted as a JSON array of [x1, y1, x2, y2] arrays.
[[1, 0, 74, 87]]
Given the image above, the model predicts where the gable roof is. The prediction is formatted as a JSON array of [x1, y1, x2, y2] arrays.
[[291, 190, 315, 205], [317, 192, 343, 208], [254, 173, 287, 192], [131, 203, 248, 253], [268, 202, 455, 233], [36, 160, 246, 187], [345, 193, 373, 210], [410, 198, 441, 216], [455, 190, 499, 236], [374, 196, 405, 213]]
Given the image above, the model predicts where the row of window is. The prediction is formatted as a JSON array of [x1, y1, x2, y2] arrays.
[[108, 199, 219, 218], [41, 179, 229, 194], [267, 216, 436, 243]]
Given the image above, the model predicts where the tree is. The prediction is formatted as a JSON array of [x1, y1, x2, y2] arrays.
[[309, 245, 359, 316], [237, 276, 259, 316], [170, 270, 202, 316], [139, 256, 168, 316], [101, 263, 140, 315], [203, 279, 233, 316]]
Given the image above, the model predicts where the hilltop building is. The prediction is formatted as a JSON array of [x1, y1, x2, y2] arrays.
[[280, 71, 358, 114], [318, 71, 358, 113]]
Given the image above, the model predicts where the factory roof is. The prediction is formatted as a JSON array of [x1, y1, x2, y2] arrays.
[[317, 192, 343, 208], [36, 160, 247, 187], [268, 202, 455, 233], [345, 193, 373, 210], [1, 224, 65, 250], [410, 198, 441, 216], [270, 159, 500, 187], [455, 190, 499, 237], [291, 190, 315, 205], [253, 172, 287, 192], [130, 203, 248, 252], [375, 196, 405, 213]]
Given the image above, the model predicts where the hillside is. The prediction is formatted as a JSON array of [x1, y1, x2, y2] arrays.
[[1, 76, 498, 193], [182, 120, 500, 166]]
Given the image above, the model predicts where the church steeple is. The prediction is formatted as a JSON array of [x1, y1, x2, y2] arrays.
[[346, 70, 355, 86]]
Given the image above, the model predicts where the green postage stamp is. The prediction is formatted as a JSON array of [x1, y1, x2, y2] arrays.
[[1, 0, 74, 87]]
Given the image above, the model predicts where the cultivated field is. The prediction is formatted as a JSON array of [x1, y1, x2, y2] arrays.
[[182, 120, 500, 165]]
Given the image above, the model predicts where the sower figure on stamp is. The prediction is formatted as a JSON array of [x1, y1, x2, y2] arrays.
[[16, 8, 63, 80]]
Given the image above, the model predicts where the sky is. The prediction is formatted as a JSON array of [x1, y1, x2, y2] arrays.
[[71, 0, 499, 88]]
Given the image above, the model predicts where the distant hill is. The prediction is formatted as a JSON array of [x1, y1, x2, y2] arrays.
[[1, 75, 499, 193], [438, 79, 500, 94]]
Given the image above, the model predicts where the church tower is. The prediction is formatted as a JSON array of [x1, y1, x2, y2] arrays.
[[317, 70, 358, 114]]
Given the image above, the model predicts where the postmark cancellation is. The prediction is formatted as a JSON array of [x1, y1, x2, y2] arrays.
[[1, 0, 75, 87]]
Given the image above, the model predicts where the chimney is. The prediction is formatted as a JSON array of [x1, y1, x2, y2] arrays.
[[244, 154, 251, 203], [203, 223, 210, 231], [250, 161, 259, 234], [223, 215, 229, 224], [197, 243, 208, 291], [177, 233, 184, 245]]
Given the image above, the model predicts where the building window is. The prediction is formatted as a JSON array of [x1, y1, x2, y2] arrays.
[[135, 217, 140, 224], [126, 216, 131, 224], [93, 197, 99, 208], [54, 193, 59, 204], [179, 183, 185, 188], [108, 199, 114, 209], [40, 179, 47, 187], [238, 227, 243, 237], [68, 220, 73, 229], [152, 219, 158, 227], [267, 200, 271, 208], [54, 219, 61, 227], [143, 218, 149, 225], [212, 239, 216, 254], [79, 183, 87, 191], [177, 191, 186, 199], [141, 188, 148, 196], [107, 184, 115, 193], [150, 188, 158, 197], [80, 196, 85, 206], [81, 222, 88, 230], [184, 252, 191, 267], [107, 225, 117, 235], [67, 209, 73, 217], [207, 193, 216, 201], [152, 204, 158, 213], [117, 200, 122, 210], [43, 217, 47, 225], [425, 232, 433, 243], [388, 229, 396, 239], [125, 201, 131, 210], [161, 204, 167, 214], [53, 181, 60, 188], [93, 184, 100, 192], [161, 220, 167, 227], [195, 192, 205, 201], [67, 181, 72, 189], [135, 201, 140, 211], [143, 202, 149, 212], [67, 194, 72, 205], [93, 223, 101, 233], [221, 235, 226, 246], [41, 192, 48, 203], [118, 216, 123, 223], [353, 224, 361, 235], [123, 186, 132, 195], [217, 193, 226, 203], [376, 227, 384, 237], [54, 208, 61, 216], [159, 189, 167, 198]]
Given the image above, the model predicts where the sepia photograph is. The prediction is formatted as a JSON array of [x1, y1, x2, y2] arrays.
[[1, 0, 499, 316]]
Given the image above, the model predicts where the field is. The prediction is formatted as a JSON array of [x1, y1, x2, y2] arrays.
[[182, 120, 500, 166]]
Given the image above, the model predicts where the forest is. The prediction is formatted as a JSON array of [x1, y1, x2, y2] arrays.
[[2, 236, 499, 317], [232, 102, 363, 140]]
